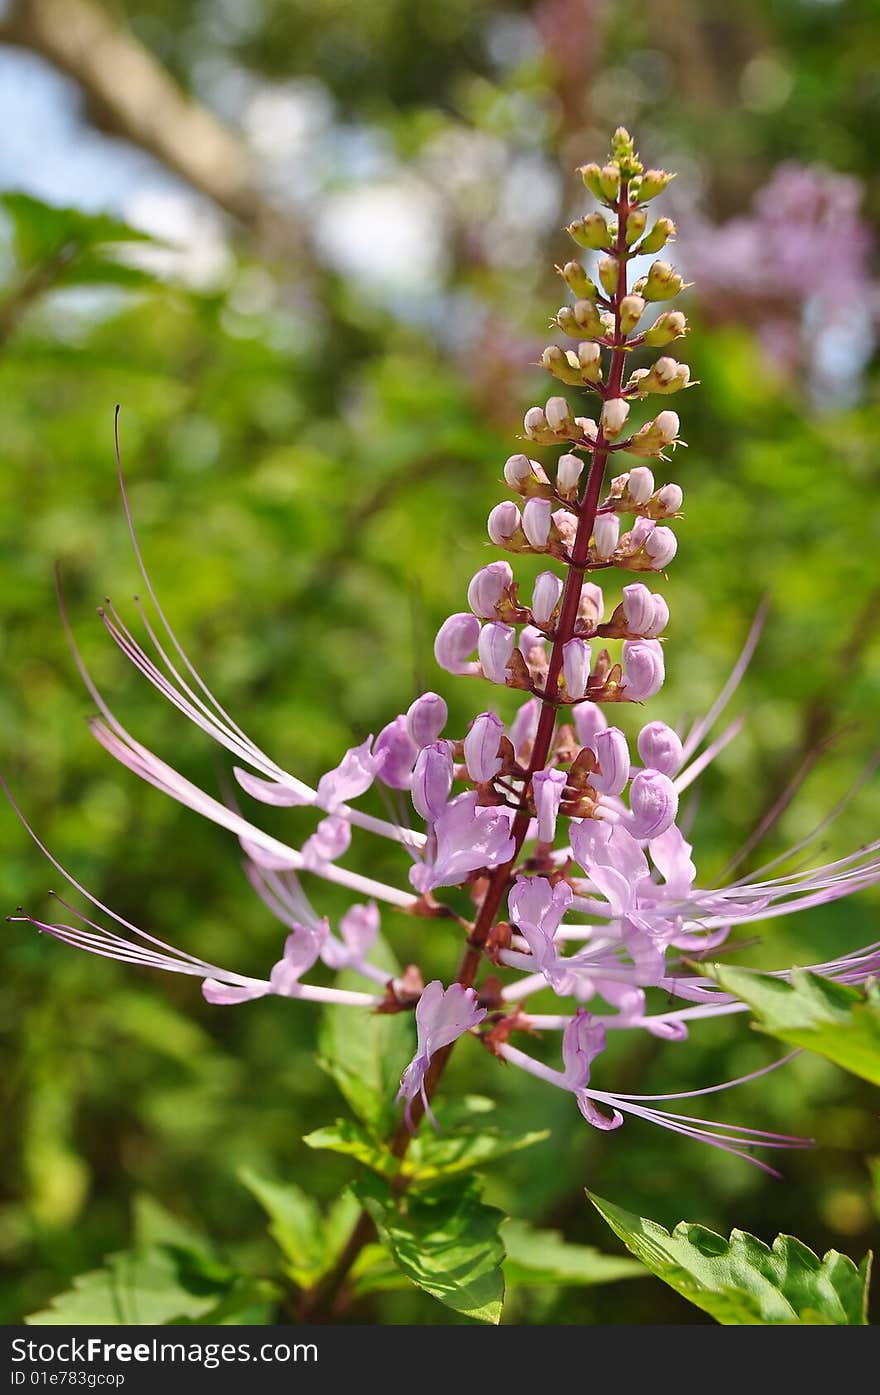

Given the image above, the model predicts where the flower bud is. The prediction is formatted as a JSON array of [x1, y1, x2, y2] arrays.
[[592, 512, 620, 559], [412, 741, 454, 821], [562, 638, 591, 700], [618, 293, 645, 334], [638, 215, 676, 253], [576, 341, 603, 381], [551, 507, 578, 547], [621, 582, 655, 634], [627, 769, 678, 840], [572, 299, 603, 336], [374, 715, 418, 789], [522, 497, 552, 549], [627, 465, 655, 503], [488, 499, 522, 545], [568, 211, 613, 250], [638, 169, 675, 201], [622, 639, 665, 700], [598, 255, 619, 296], [579, 581, 604, 627], [467, 560, 514, 619], [601, 397, 630, 440], [504, 452, 548, 494], [556, 451, 584, 500], [555, 306, 578, 337], [590, 726, 631, 796], [627, 410, 680, 458], [464, 711, 504, 783], [578, 162, 604, 199], [560, 261, 597, 299], [625, 208, 647, 245], [643, 310, 688, 347], [599, 163, 621, 201], [645, 593, 669, 638], [542, 345, 580, 385], [645, 524, 678, 567], [545, 395, 575, 433], [639, 357, 690, 394], [479, 622, 516, 685], [574, 700, 607, 746], [655, 483, 683, 515], [532, 768, 567, 844], [531, 570, 564, 627], [643, 261, 685, 301], [434, 613, 480, 675], [519, 625, 547, 664], [523, 405, 555, 442], [407, 691, 448, 748], [637, 720, 683, 776]]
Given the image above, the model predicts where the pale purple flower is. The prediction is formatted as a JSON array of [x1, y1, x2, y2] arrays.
[[645, 524, 678, 567], [521, 497, 552, 549], [531, 571, 563, 627], [301, 815, 351, 870], [621, 639, 665, 700], [434, 612, 481, 676], [321, 901, 380, 973], [373, 716, 418, 790], [468, 561, 514, 620], [487, 500, 521, 546], [562, 638, 591, 700], [593, 513, 620, 559], [406, 691, 448, 748], [574, 700, 607, 746], [533, 768, 567, 843], [590, 727, 630, 796], [316, 737, 383, 811], [410, 792, 515, 893], [397, 980, 486, 1126], [637, 720, 684, 775], [626, 769, 679, 840], [463, 712, 504, 783], [478, 621, 515, 684], [411, 741, 453, 822]]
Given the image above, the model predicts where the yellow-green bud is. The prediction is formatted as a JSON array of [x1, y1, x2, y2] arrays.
[[639, 357, 691, 393], [576, 341, 603, 382], [578, 162, 604, 199], [560, 261, 598, 299], [555, 306, 579, 337], [638, 216, 676, 254], [568, 212, 613, 250], [542, 344, 581, 385], [643, 310, 688, 346], [573, 299, 603, 336], [638, 169, 675, 201], [619, 294, 646, 334], [599, 164, 621, 201], [625, 208, 647, 245], [598, 255, 619, 296], [610, 127, 642, 178], [643, 261, 684, 301]]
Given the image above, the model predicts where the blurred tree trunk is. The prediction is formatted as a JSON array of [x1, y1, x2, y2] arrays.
[[0, 0, 310, 259]]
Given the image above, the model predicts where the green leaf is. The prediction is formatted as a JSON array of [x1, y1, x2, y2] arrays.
[[317, 942, 412, 1135], [709, 966, 880, 1085], [502, 1220, 645, 1288], [404, 1126, 549, 1182], [239, 1168, 326, 1287], [1, 193, 156, 266], [303, 1118, 399, 1178], [25, 1246, 235, 1326], [588, 1193, 872, 1325], [357, 1178, 505, 1324]]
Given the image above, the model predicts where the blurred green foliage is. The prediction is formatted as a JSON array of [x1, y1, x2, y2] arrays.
[[1, 0, 879, 1325]]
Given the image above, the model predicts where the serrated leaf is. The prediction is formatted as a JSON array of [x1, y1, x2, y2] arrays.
[[303, 1119, 399, 1178], [25, 1245, 233, 1326], [357, 1178, 505, 1324], [317, 941, 412, 1135], [588, 1192, 872, 1325], [404, 1126, 550, 1181], [239, 1168, 325, 1286], [710, 966, 880, 1085], [502, 1220, 644, 1287], [1, 193, 156, 266]]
